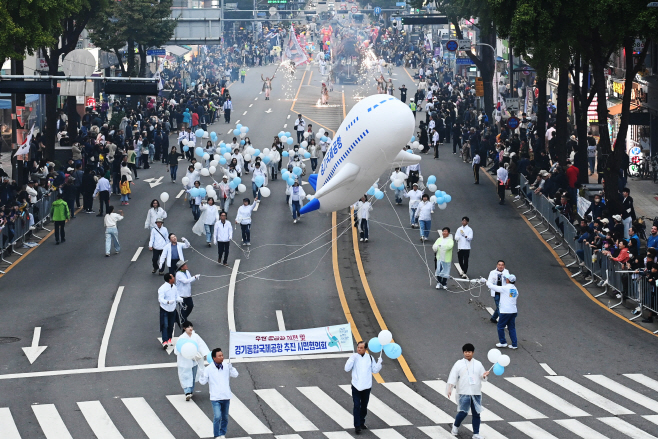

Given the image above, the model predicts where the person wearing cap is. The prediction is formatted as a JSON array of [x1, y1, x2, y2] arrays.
[[486, 273, 519, 349], [403, 183, 423, 228], [432, 227, 454, 289], [158, 273, 183, 348], [446, 343, 489, 438], [487, 260, 509, 323], [621, 187, 636, 239], [176, 260, 200, 325], [149, 218, 169, 274], [235, 198, 258, 245], [213, 211, 233, 265], [160, 233, 191, 274], [612, 214, 624, 237]]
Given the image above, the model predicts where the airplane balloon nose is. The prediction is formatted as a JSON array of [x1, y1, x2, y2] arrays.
[[300, 198, 320, 215]]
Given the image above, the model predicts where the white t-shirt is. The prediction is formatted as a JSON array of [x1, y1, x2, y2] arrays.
[[104, 213, 123, 228]]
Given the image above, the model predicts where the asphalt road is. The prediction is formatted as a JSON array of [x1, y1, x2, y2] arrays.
[[2, 58, 658, 439]]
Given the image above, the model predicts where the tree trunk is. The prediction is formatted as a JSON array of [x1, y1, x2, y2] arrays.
[[138, 44, 147, 77], [535, 71, 547, 153], [127, 39, 136, 76], [616, 37, 648, 156], [479, 27, 496, 120], [66, 96, 79, 141], [572, 53, 591, 184], [555, 62, 569, 164], [113, 47, 127, 75], [43, 50, 62, 161]]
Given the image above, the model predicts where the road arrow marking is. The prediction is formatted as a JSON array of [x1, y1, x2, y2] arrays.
[[22, 327, 47, 364], [142, 178, 155, 183], [157, 337, 179, 355], [265, 108, 273, 113], [149, 176, 164, 188]]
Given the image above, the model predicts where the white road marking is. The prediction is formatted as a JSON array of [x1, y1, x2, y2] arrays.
[[265, 108, 272, 113], [98, 286, 125, 368], [122, 397, 175, 439], [506, 377, 589, 417], [453, 262, 464, 276], [283, 124, 287, 128], [275, 435, 303, 439], [540, 363, 557, 375], [585, 374, 658, 412], [287, 114, 291, 119], [625, 373, 658, 392], [545, 376, 634, 415], [249, 104, 253, 107], [554, 419, 609, 438], [228, 395, 272, 434], [235, 120, 240, 125], [0, 408, 21, 439], [243, 111, 248, 115], [645, 415, 658, 426], [176, 189, 185, 199], [598, 417, 658, 439], [465, 424, 507, 439], [371, 429, 406, 439], [227, 259, 240, 332], [227, 129, 233, 134], [298, 386, 353, 429], [157, 336, 178, 355], [77, 401, 124, 438], [22, 326, 47, 364], [339, 385, 411, 426], [324, 433, 353, 439], [482, 382, 547, 419], [32, 404, 73, 439], [423, 380, 502, 421], [255, 96, 259, 99], [253, 200, 260, 211], [276, 310, 286, 331], [381, 382, 453, 423], [486, 307, 495, 316], [148, 176, 164, 188], [167, 395, 213, 438], [417, 425, 456, 439], [131, 247, 143, 262], [254, 389, 318, 431], [509, 421, 559, 439]]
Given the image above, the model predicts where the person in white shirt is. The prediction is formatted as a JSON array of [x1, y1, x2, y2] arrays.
[[472, 153, 480, 184], [454, 217, 473, 278], [487, 260, 510, 323], [414, 194, 435, 241], [486, 273, 519, 349], [175, 260, 200, 324], [199, 348, 239, 439], [199, 198, 220, 246], [213, 211, 233, 265], [223, 97, 233, 123], [145, 199, 167, 230], [353, 195, 372, 242], [149, 218, 169, 274], [104, 205, 123, 256], [446, 343, 489, 438], [294, 114, 306, 143], [159, 234, 191, 275], [496, 164, 509, 205], [344, 341, 383, 434], [249, 161, 267, 199], [214, 175, 233, 214], [235, 198, 258, 245], [404, 183, 423, 228], [286, 180, 306, 223], [406, 162, 421, 188], [390, 167, 407, 204], [158, 273, 183, 348], [174, 320, 210, 401]]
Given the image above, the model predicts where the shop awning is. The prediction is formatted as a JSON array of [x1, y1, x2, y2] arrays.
[[164, 45, 191, 57], [607, 102, 640, 116]]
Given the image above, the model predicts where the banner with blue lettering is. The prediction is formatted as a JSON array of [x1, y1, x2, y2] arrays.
[[229, 324, 353, 358]]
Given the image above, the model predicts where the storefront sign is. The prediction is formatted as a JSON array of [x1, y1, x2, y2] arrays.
[[613, 81, 624, 96]]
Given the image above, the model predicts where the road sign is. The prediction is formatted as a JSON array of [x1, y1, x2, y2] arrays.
[[522, 66, 531, 76], [506, 97, 520, 112], [507, 117, 520, 130], [269, 6, 277, 15], [446, 40, 458, 52], [86, 97, 96, 107], [458, 39, 471, 50], [455, 57, 473, 65], [147, 49, 166, 56], [351, 5, 357, 12], [374, 6, 381, 14], [475, 77, 484, 97]]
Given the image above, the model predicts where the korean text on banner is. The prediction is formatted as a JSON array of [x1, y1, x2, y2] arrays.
[[230, 324, 353, 358]]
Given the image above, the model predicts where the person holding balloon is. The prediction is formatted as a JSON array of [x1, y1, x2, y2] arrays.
[[446, 343, 489, 438], [344, 341, 383, 435], [187, 181, 203, 221], [174, 320, 210, 401], [199, 198, 220, 247], [353, 195, 373, 243], [249, 161, 268, 199], [235, 197, 259, 246], [432, 227, 454, 290], [287, 180, 306, 223], [404, 183, 423, 228], [486, 273, 519, 349], [414, 194, 435, 241], [158, 273, 183, 348]]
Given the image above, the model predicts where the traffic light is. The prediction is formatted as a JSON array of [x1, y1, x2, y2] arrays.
[[475, 77, 484, 97]]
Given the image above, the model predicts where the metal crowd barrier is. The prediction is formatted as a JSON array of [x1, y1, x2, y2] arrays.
[[517, 173, 658, 330]]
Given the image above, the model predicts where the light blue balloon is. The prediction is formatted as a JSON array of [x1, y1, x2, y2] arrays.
[[278, 131, 285, 138], [219, 142, 226, 148], [240, 140, 245, 145], [233, 129, 240, 136], [436, 196, 445, 204], [293, 166, 303, 176], [233, 177, 242, 185], [282, 170, 289, 179], [207, 352, 213, 364], [444, 194, 452, 203], [255, 175, 265, 187], [210, 131, 217, 138], [195, 147, 203, 157], [183, 146, 189, 152], [304, 152, 311, 159], [282, 151, 289, 157], [287, 177, 295, 186], [199, 188, 207, 197], [397, 184, 405, 190], [493, 363, 505, 376], [286, 138, 294, 145], [368, 337, 382, 353], [219, 147, 226, 154], [253, 149, 261, 156], [411, 136, 416, 142], [262, 156, 271, 164], [236, 124, 243, 129], [175, 338, 198, 352], [384, 342, 402, 359], [229, 181, 237, 189], [189, 188, 198, 197], [321, 136, 328, 142], [285, 131, 291, 137], [406, 149, 414, 154], [219, 157, 227, 165], [244, 127, 249, 133], [195, 129, 204, 138], [374, 190, 384, 200], [427, 175, 437, 184], [390, 183, 397, 191], [438, 190, 446, 197], [367, 186, 376, 196]]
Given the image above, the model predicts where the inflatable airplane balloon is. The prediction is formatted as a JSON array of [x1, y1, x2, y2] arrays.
[[300, 94, 419, 214]]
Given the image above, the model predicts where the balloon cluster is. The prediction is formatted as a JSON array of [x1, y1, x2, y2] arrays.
[[278, 130, 295, 146], [189, 187, 207, 198], [367, 330, 402, 359], [366, 184, 384, 200], [176, 338, 199, 360], [233, 124, 250, 140], [406, 135, 423, 151], [281, 169, 296, 186], [424, 176, 452, 210], [487, 348, 511, 376]]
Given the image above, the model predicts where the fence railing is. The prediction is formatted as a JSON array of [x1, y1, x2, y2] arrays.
[[518, 174, 658, 332], [0, 191, 58, 273]]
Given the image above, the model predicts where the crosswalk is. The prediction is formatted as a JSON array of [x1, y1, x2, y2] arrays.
[[4, 373, 658, 438]]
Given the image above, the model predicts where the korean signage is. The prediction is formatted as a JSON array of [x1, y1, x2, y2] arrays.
[[613, 81, 624, 96], [230, 324, 353, 358]]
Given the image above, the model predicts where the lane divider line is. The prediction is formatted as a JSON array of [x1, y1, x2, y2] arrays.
[[276, 310, 286, 331], [98, 286, 125, 369], [228, 259, 241, 333], [131, 247, 143, 262], [176, 189, 185, 199]]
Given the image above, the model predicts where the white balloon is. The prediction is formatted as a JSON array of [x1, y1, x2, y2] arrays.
[[263, 148, 270, 155], [181, 177, 190, 186], [315, 132, 322, 139], [430, 195, 436, 203], [223, 153, 232, 160], [182, 139, 189, 146], [237, 184, 246, 193], [203, 153, 210, 160], [240, 133, 246, 139], [393, 179, 403, 187], [244, 154, 252, 161], [413, 141, 420, 148], [203, 131, 209, 138], [206, 185, 214, 193], [259, 187, 271, 197], [438, 202, 447, 210], [240, 126, 247, 133], [487, 348, 502, 364], [281, 136, 288, 143], [210, 160, 219, 168], [378, 330, 393, 345], [181, 342, 198, 360], [200, 168, 210, 177], [160, 192, 169, 203], [194, 162, 202, 170], [428, 183, 437, 192], [301, 141, 308, 148], [303, 131, 310, 138], [209, 166, 217, 175], [207, 189, 217, 199], [498, 354, 511, 367], [246, 147, 255, 155]]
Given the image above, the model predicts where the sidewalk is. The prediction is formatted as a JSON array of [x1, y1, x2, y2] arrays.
[[586, 171, 658, 219]]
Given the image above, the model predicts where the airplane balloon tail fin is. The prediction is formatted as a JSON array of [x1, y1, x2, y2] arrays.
[[300, 198, 320, 214], [390, 150, 422, 167], [308, 174, 318, 191]]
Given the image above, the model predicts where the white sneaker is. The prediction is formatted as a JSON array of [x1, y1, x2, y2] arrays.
[[436, 284, 442, 289], [496, 343, 508, 348], [360, 238, 364, 242], [508, 346, 518, 350], [364, 238, 368, 242], [473, 435, 485, 439], [294, 219, 297, 223], [451, 424, 459, 435]]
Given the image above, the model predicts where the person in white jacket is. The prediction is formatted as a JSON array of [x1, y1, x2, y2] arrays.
[[446, 343, 489, 438], [214, 175, 233, 214], [353, 195, 372, 242], [268, 149, 281, 180], [249, 161, 267, 198], [149, 218, 169, 274], [487, 260, 509, 323], [344, 341, 383, 434], [454, 216, 474, 278], [404, 183, 423, 228], [213, 211, 233, 265], [199, 348, 239, 439], [235, 198, 258, 245], [175, 320, 210, 401], [159, 234, 191, 274], [199, 198, 220, 246], [414, 194, 435, 241], [309, 139, 320, 172], [286, 180, 306, 223], [145, 199, 168, 231], [390, 167, 407, 204]]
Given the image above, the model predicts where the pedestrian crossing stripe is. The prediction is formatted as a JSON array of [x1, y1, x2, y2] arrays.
[[5, 374, 658, 438]]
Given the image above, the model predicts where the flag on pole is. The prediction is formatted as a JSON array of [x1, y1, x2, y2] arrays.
[[15, 124, 35, 156], [283, 25, 309, 66]]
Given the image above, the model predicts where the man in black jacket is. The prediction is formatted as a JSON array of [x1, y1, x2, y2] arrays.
[[621, 187, 636, 239]]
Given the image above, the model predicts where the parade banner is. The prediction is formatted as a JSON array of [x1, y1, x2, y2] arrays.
[[229, 324, 353, 358]]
